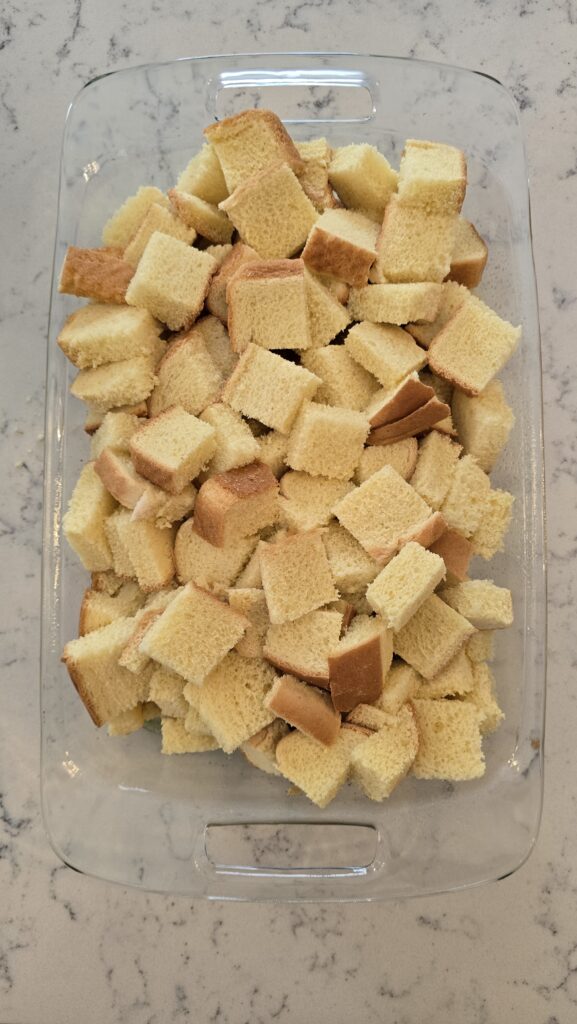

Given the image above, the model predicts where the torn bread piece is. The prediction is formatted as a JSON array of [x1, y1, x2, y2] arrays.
[[168, 189, 234, 244], [148, 327, 222, 417], [174, 518, 257, 590], [79, 581, 145, 635], [193, 462, 279, 547], [328, 614, 393, 712], [161, 717, 220, 754], [222, 343, 320, 434], [286, 402, 370, 481], [265, 674, 341, 747], [58, 304, 162, 369], [348, 283, 442, 325], [355, 439, 418, 485], [205, 108, 304, 191], [350, 704, 419, 801], [197, 653, 276, 752], [375, 661, 422, 715], [439, 579, 513, 630], [102, 186, 170, 249], [406, 280, 470, 348], [130, 406, 216, 494], [301, 208, 379, 287], [260, 531, 337, 625], [125, 232, 217, 331], [428, 296, 521, 396], [411, 699, 484, 780], [263, 608, 344, 686], [227, 259, 310, 352], [220, 161, 317, 259], [59, 246, 134, 304], [393, 593, 475, 679], [345, 322, 427, 390], [366, 542, 446, 631], [448, 218, 488, 289], [63, 462, 116, 572], [328, 143, 398, 221]]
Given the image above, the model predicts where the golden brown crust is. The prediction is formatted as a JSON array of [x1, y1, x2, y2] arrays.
[[302, 226, 376, 288], [94, 449, 147, 508], [429, 528, 473, 583], [329, 633, 385, 712], [61, 653, 102, 726], [402, 511, 447, 551], [78, 589, 94, 636], [129, 408, 190, 495], [368, 377, 435, 428], [264, 674, 340, 746], [204, 109, 304, 177], [367, 397, 451, 445], [228, 258, 305, 285], [447, 224, 488, 289], [194, 462, 278, 547], [59, 246, 134, 304]]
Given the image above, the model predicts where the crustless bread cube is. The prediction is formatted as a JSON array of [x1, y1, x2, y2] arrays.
[[286, 401, 369, 481], [168, 189, 234, 244], [58, 304, 162, 369], [263, 608, 344, 685], [174, 518, 257, 590], [278, 471, 354, 533], [428, 296, 521, 397], [176, 143, 229, 204], [470, 489, 514, 560], [222, 344, 320, 434], [200, 403, 260, 475], [148, 328, 222, 418], [397, 139, 467, 214], [350, 704, 419, 800], [63, 462, 116, 571], [125, 232, 217, 331], [372, 195, 458, 284], [439, 579, 513, 630], [440, 454, 491, 538], [414, 647, 474, 699], [366, 542, 446, 631], [197, 652, 276, 752], [301, 346, 378, 412], [123, 203, 196, 267], [259, 531, 337, 624], [275, 729, 354, 808], [392, 593, 475, 679], [345, 322, 427, 390], [220, 161, 317, 259], [451, 379, 515, 472], [411, 699, 485, 780], [328, 143, 398, 221], [409, 431, 462, 510], [205, 108, 304, 191], [347, 283, 442, 325], [102, 186, 170, 248], [321, 523, 380, 592]]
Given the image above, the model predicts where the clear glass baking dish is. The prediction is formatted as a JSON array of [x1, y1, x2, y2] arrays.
[[41, 52, 546, 901]]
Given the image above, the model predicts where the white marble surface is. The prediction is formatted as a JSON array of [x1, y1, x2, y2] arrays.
[[0, 1, 574, 1021]]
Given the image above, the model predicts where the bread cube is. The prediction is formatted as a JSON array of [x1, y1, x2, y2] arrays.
[[62, 618, 149, 726], [297, 138, 336, 212], [415, 647, 474, 700], [286, 401, 369, 481], [350, 704, 419, 800], [102, 186, 170, 248], [354, 439, 418, 484], [302, 208, 379, 287], [168, 189, 234, 244], [410, 432, 462, 510], [161, 717, 220, 754], [263, 608, 343, 685], [398, 139, 467, 214], [126, 232, 217, 331], [328, 143, 398, 221], [406, 280, 470, 348], [470, 488, 514, 560], [103, 509, 175, 592], [372, 195, 457, 283], [393, 594, 475, 679], [448, 218, 488, 288], [465, 630, 495, 664], [176, 143, 228, 204], [411, 699, 485, 780], [440, 454, 491, 537], [197, 652, 276, 752], [63, 462, 116, 571], [366, 542, 446, 630], [241, 719, 289, 776], [321, 523, 380, 592], [222, 344, 320, 434], [59, 246, 134, 304], [84, 401, 148, 434], [123, 203, 196, 267], [149, 329, 222, 418], [278, 472, 354, 532], [440, 579, 513, 630], [227, 588, 269, 659], [130, 406, 217, 494], [148, 666, 189, 718], [348, 283, 442, 325], [205, 108, 304, 191], [79, 582, 145, 635], [328, 614, 393, 712], [301, 346, 378, 412], [464, 661, 504, 735], [428, 297, 521, 396], [451, 379, 515, 472], [275, 730, 353, 808], [70, 352, 162, 411], [265, 674, 341, 747], [58, 304, 162, 369], [304, 269, 353, 347], [260, 531, 337, 625], [174, 518, 257, 590], [206, 242, 260, 323], [199, 403, 260, 475], [375, 662, 421, 715], [194, 462, 279, 548], [90, 411, 141, 460], [227, 259, 310, 352], [428, 527, 473, 584], [220, 162, 317, 259], [140, 583, 249, 685], [255, 430, 289, 478], [345, 322, 427, 389]]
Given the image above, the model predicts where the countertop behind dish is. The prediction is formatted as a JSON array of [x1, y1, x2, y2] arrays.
[[1, 3, 575, 1022]]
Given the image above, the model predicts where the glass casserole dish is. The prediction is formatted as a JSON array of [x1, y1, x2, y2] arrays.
[[41, 52, 546, 901]]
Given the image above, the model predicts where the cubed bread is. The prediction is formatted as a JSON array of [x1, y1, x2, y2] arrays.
[[206, 242, 260, 323], [84, 401, 148, 434], [347, 283, 442, 325], [255, 430, 289, 478], [409, 432, 462, 510], [463, 661, 504, 734], [440, 454, 491, 537], [58, 304, 162, 369], [222, 344, 320, 434], [123, 203, 196, 267], [95, 448, 149, 508], [275, 729, 353, 808], [465, 630, 495, 663], [451, 379, 515, 472], [130, 406, 217, 494], [102, 186, 170, 248], [397, 139, 466, 214], [439, 579, 513, 629], [130, 483, 197, 529], [428, 527, 473, 584], [372, 195, 458, 283], [90, 410, 141, 460], [193, 462, 279, 547], [79, 581, 145, 635], [140, 583, 248, 685], [104, 509, 175, 592], [296, 137, 336, 211], [168, 189, 234, 244], [228, 588, 269, 658], [301, 208, 379, 287], [328, 143, 398, 221], [332, 465, 442, 562], [62, 618, 149, 726], [161, 717, 220, 754], [286, 401, 369, 481], [414, 648, 474, 699], [345, 322, 427, 389], [118, 596, 177, 674], [406, 280, 470, 348], [366, 542, 446, 630], [70, 354, 161, 410], [148, 665, 189, 718], [205, 108, 304, 191], [350, 704, 419, 800], [301, 346, 378, 412], [241, 719, 290, 775], [365, 374, 434, 429], [304, 268, 353, 347], [220, 161, 317, 259], [470, 489, 514, 560], [200, 403, 260, 475], [393, 593, 475, 679], [63, 462, 116, 571], [265, 674, 341, 747], [125, 232, 217, 331], [148, 328, 223, 418], [321, 523, 380, 592], [278, 471, 354, 532], [260, 531, 337, 624], [328, 614, 393, 712], [421, 370, 457, 437], [107, 704, 147, 737], [263, 608, 344, 685], [197, 652, 276, 752], [367, 396, 451, 445], [227, 259, 310, 352], [174, 518, 257, 590], [375, 661, 422, 714], [354, 439, 418, 484], [411, 699, 485, 780], [428, 297, 521, 397], [176, 143, 228, 204], [448, 218, 488, 288], [59, 246, 134, 304], [194, 315, 238, 377]]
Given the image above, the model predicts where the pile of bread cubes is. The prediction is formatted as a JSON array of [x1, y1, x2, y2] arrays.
[[58, 108, 519, 808]]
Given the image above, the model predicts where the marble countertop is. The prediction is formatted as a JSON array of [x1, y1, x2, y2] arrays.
[[1, 1, 575, 1021]]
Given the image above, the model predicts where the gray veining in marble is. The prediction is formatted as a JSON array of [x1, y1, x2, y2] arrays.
[[1, 0, 576, 1021]]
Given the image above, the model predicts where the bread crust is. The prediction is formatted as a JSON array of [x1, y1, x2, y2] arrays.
[[206, 242, 260, 322], [205, 109, 304, 179], [329, 633, 385, 712], [194, 462, 278, 547], [59, 246, 134, 304], [429, 527, 473, 583], [368, 397, 451, 445], [367, 376, 435, 428], [94, 448, 147, 508], [302, 225, 376, 288], [265, 674, 340, 746]]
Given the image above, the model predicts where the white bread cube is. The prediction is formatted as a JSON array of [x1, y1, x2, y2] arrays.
[[465, 631, 495, 663], [375, 662, 421, 715], [130, 407, 217, 494], [347, 283, 442, 325], [464, 661, 504, 735], [200, 403, 260, 475], [393, 594, 475, 679], [102, 186, 169, 248], [148, 328, 222, 418], [90, 411, 141, 460], [228, 588, 269, 659], [84, 401, 148, 434], [328, 614, 393, 712], [275, 729, 353, 808], [304, 269, 353, 347], [440, 454, 491, 538], [345, 322, 427, 389], [451, 379, 515, 471], [440, 579, 513, 630], [265, 674, 341, 747], [263, 608, 343, 685], [194, 315, 238, 377], [161, 717, 219, 754], [58, 304, 162, 369], [406, 280, 470, 348], [278, 471, 354, 532], [350, 704, 419, 800], [123, 203, 196, 267], [79, 582, 145, 635], [204, 243, 233, 268], [174, 518, 257, 590], [59, 246, 135, 305], [354, 439, 418, 484], [222, 344, 320, 434], [126, 232, 217, 331], [176, 144, 228, 204], [373, 195, 457, 283], [205, 109, 304, 191], [286, 401, 369, 481], [414, 648, 474, 699], [220, 162, 317, 259], [256, 430, 289, 478], [107, 704, 147, 737], [148, 666, 189, 718], [197, 652, 276, 752], [410, 432, 462, 510], [366, 542, 446, 630], [168, 189, 233, 244], [62, 618, 150, 726], [398, 140, 467, 214], [301, 346, 378, 412], [328, 143, 398, 221], [63, 462, 116, 571], [411, 699, 484, 780], [428, 297, 521, 397], [206, 242, 260, 323], [302, 208, 379, 287], [470, 489, 514, 560], [194, 462, 279, 548], [103, 509, 175, 592], [227, 259, 310, 352], [321, 523, 380, 592], [448, 218, 488, 288], [70, 353, 161, 411], [260, 531, 337, 625]]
